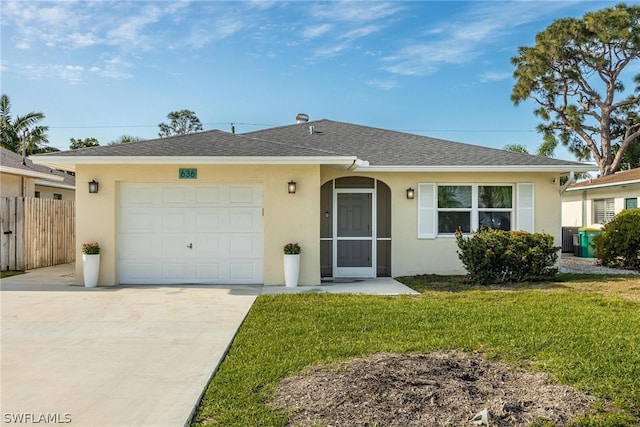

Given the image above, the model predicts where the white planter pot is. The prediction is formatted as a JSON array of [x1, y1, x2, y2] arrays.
[[83, 254, 100, 288], [283, 254, 300, 287]]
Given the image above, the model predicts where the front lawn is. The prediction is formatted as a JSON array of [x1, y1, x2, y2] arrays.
[[192, 274, 640, 426]]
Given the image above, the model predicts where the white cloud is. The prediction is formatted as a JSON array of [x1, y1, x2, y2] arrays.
[[478, 71, 512, 83], [16, 40, 30, 50], [383, 1, 579, 77], [312, 43, 350, 59], [366, 79, 398, 90], [311, 1, 403, 23], [341, 25, 381, 41], [302, 24, 333, 40]]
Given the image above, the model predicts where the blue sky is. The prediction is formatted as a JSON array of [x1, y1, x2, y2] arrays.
[[1, 0, 633, 160]]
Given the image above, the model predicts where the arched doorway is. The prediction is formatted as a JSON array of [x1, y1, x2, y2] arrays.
[[320, 177, 391, 279]]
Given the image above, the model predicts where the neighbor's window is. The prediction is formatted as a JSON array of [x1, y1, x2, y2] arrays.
[[625, 197, 637, 210], [593, 198, 614, 224], [437, 185, 513, 234], [53, 193, 62, 200], [34, 191, 40, 198]]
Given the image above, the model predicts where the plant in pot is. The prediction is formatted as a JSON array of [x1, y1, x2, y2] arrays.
[[283, 242, 301, 287], [82, 242, 100, 288]]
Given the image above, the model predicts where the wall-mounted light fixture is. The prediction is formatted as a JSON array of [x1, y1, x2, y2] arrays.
[[288, 180, 297, 194], [88, 180, 99, 194], [406, 187, 415, 200]]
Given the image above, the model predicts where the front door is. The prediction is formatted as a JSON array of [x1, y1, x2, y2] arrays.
[[333, 190, 375, 277]]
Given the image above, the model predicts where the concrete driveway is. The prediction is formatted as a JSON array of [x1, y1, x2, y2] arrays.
[[1, 265, 260, 427]]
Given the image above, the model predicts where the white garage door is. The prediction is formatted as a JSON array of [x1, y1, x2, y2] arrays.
[[118, 183, 263, 285]]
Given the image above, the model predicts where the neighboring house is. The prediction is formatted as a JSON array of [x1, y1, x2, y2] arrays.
[[562, 168, 640, 228], [1, 147, 75, 200], [32, 117, 594, 287]]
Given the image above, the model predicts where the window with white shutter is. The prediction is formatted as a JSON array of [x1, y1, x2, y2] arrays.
[[418, 183, 436, 238]]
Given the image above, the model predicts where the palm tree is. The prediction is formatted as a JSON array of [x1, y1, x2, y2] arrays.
[[0, 94, 56, 154]]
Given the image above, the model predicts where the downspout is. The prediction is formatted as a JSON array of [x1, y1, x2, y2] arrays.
[[559, 171, 575, 194], [347, 158, 370, 171]]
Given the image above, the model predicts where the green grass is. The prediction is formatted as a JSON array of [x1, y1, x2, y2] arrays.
[[192, 275, 640, 426], [0, 270, 24, 279]]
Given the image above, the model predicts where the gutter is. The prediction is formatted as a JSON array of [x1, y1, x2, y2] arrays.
[[559, 171, 576, 194]]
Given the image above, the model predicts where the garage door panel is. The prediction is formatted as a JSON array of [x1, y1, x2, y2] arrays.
[[162, 263, 188, 281], [229, 261, 262, 281], [119, 209, 160, 232], [229, 235, 262, 257], [162, 209, 193, 231], [229, 208, 262, 231], [195, 263, 221, 282], [120, 235, 162, 257], [161, 186, 191, 204], [119, 261, 160, 283], [195, 235, 223, 256], [195, 211, 223, 232], [119, 182, 264, 285], [161, 236, 191, 257], [120, 185, 156, 206], [195, 187, 222, 205]]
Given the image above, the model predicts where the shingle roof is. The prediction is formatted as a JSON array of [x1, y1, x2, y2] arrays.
[[567, 168, 640, 190], [244, 120, 587, 167], [33, 119, 591, 170], [1, 147, 75, 187]]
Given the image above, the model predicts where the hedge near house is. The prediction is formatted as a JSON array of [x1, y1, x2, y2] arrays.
[[455, 229, 559, 285], [593, 208, 640, 270]]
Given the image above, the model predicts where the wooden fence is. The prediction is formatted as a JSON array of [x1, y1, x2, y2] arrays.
[[0, 197, 75, 271]]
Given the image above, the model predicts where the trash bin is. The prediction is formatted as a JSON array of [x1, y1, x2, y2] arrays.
[[578, 228, 601, 258], [572, 234, 581, 257]]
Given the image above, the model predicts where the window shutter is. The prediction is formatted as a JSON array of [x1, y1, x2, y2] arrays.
[[418, 183, 436, 238], [516, 183, 534, 232]]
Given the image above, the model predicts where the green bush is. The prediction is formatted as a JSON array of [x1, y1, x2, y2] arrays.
[[455, 228, 559, 285], [592, 208, 640, 269]]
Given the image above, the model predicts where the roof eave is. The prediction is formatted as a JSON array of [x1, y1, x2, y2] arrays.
[[566, 179, 640, 191], [353, 165, 598, 173], [34, 179, 76, 190], [0, 166, 66, 181], [29, 155, 361, 172]]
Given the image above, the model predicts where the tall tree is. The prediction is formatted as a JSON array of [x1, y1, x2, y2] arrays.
[[503, 144, 530, 154], [69, 137, 100, 150], [511, 3, 640, 176], [0, 94, 55, 154], [108, 134, 145, 145], [158, 109, 203, 138]]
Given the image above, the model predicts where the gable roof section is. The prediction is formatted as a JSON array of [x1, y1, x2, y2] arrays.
[[567, 168, 640, 191], [31, 119, 595, 173], [1, 147, 75, 188]]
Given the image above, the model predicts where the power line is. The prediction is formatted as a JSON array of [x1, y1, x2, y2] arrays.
[[47, 122, 537, 133]]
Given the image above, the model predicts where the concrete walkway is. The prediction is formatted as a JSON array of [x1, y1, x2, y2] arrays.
[[1, 265, 415, 427]]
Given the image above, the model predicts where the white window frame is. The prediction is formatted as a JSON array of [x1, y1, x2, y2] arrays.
[[593, 198, 614, 224], [418, 183, 534, 237]]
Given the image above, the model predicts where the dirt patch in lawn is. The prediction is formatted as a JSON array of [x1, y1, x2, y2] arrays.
[[270, 352, 602, 426]]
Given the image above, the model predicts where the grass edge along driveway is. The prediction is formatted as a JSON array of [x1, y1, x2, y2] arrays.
[[192, 274, 640, 426]]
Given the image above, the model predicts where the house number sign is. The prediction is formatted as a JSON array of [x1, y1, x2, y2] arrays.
[[179, 168, 197, 179]]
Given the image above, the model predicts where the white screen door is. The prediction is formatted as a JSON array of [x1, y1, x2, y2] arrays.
[[333, 190, 375, 277]]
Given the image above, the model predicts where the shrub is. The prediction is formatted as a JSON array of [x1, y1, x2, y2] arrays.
[[455, 229, 559, 285], [81, 242, 100, 255], [592, 208, 640, 269]]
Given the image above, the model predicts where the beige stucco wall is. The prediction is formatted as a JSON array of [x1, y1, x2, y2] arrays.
[[75, 164, 562, 285], [322, 169, 561, 276], [562, 184, 640, 228], [75, 164, 321, 287], [0, 173, 33, 197]]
